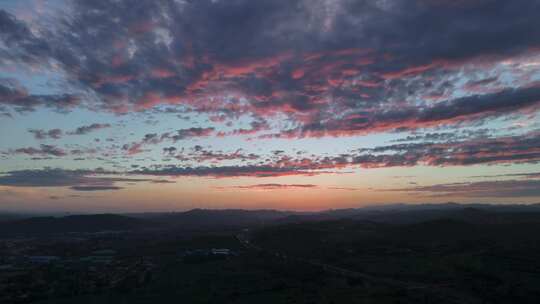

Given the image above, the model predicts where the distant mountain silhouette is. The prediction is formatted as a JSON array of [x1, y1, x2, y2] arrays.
[[0, 214, 149, 235], [2, 204, 540, 236], [150, 209, 298, 229], [0, 213, 28, 223]]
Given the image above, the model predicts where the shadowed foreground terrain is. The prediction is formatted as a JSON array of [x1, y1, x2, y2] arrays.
[[1, 204, 540, 303]]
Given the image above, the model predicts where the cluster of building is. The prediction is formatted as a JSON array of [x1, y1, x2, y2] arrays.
[[0, 241, 155, 303], [180, 248, 236, 263]]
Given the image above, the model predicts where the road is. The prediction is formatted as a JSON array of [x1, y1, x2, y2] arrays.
[[236, 232, 421, 289], [235, 231, 482, 303]]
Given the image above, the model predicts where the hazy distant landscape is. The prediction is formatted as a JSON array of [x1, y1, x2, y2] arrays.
[[1, 204, 540, 303]]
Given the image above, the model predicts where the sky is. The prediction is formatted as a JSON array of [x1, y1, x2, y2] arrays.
[[1, 0, 540, 213]]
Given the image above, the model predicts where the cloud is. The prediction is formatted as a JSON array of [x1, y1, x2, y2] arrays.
[[122, 142, 145, 155], [0, 9, 51, 66], [388, 179, 540, 198], [170, 127, 215, 141], [131, 164, 334, 178], [1, 0, 539, 138], [28, 128, 63, 140], [122, 132, 169, 155], [218, 183, 318, 190], [151, 179, 176, 184], [218, 119, 270, 137], [0, 82, 80, 113], [348, 129, 540, 168], [327, 186, 360, 191], [270, 86, 540, 138], [164, 146, 259, 163], [5, 127, 540, 179], [68, 123, 111, 135], [12, 144, 67, 157], [70, 186, 123, 191], [1, 0, 540, 195], [0, 168, 172, 191], [0, 169, 102, 188], [0, 111, 12, 118], [3, 127, 540, 187], [122, 128, 215, 155], [133, 129, 540, 177], [392, 129, 491, 143], [471, 172, 540, 179]]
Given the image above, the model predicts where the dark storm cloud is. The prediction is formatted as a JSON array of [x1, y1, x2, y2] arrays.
[[1, 0, 539, 136]]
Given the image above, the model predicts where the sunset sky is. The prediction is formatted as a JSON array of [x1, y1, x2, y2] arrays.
[[1, 0, 540, 213]]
